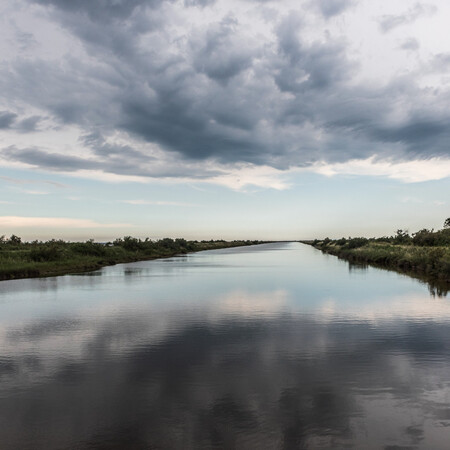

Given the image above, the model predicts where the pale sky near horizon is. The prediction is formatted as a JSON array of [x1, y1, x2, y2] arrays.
[[0, 0, 449, 241]]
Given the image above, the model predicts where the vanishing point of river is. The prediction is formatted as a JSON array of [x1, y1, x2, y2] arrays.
[[1, 242, 449, 449]]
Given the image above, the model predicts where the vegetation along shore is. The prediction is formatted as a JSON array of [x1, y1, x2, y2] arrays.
[[303, 219, 450, 296], [0, 236, 264, 281]]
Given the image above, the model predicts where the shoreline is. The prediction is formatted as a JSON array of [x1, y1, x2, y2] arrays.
[[302, 240, 450, 297], [0, 240, 266, 283]]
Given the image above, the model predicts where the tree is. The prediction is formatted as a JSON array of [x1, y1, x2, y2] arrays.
[[8, 234, 21, 245], [444, 218, 450, 229], [394, 229, 410, 244]]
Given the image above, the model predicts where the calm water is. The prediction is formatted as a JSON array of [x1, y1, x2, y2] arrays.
[[1, 242, 450, 449]]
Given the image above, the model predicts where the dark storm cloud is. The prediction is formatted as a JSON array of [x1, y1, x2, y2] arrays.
[[32, 0, 166, 23], [275, 15, 353, 92], [378, 3, 437, 33], [81, 131, 148, 160], [184, 0, 217, 7], [371, 118, 448, 146], [315, 0, 354, 18], [400, 38, 420, 51], [120, 94, 267, 163], [2, 134, 221, 179], [318, 81, 450, 159], [3, 146, 102, 171], [16, 116, 42, 132], [1, 0, 448, 179], [191, 16, 255, 83], [432, 53, 450, 71], [2, 58, 107, 129], [14, 27, 37, 51], [0, 111, 17, 129], [1, 109, 48, 134]]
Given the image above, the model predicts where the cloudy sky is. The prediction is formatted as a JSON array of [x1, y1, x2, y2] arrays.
[[0, 0, 449, 240]]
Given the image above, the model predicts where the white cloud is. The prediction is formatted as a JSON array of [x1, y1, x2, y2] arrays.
[[122, 200, 201, 207], [216, 289, 289, 316], [21, 189, 49, 195], [206, 164, 291, 191], [0, 216, 132, 228], [318, 292, 450, 322], [400, 196, 423, 204], [0, 175, 67, 188], [308, 156, 450, 183], [378, 3, 437, 33]]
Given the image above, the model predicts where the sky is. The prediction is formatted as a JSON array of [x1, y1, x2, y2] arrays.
[[0, 0, 449, 241]]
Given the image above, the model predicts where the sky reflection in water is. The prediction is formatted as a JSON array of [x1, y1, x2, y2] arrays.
[[0, 243, 449, 449]]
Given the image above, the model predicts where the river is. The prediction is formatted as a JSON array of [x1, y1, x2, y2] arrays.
[[0, 242, 449, 449]]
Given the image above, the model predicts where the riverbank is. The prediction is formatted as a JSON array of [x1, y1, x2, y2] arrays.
[[0, 237, 264, 281], [303, 237, 450, 296]]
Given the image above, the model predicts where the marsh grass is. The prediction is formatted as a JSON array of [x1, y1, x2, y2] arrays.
[[305, 229, 450, 296], [0, 237, 263, 281], [319, 242, 450, 279]]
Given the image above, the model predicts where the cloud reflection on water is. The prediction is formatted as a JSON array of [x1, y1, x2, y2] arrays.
[[1, 285, 450, 449]]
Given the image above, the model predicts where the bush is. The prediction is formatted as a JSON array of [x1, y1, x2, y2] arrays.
[[71, 241, 107, 256], [412, 228, 450, 246], [30, 246, 62, 262], [393, 229, 411, 245], [345, 237, 369, 249], [113, 236, 143, 252]]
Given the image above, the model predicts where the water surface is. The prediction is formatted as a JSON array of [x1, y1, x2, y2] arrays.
[[1, 243, 450, 449]]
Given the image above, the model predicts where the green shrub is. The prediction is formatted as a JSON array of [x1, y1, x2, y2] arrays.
[[30, 246, 62, 262], [113, 236, 143, 252], [345, 237, 368, 249], [71, 241, 107, 257]]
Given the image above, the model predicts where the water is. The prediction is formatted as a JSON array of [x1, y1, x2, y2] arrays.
[[0, 242, 449, 449]]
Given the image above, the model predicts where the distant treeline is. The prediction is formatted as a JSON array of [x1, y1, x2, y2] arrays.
[[304, 219, 450, 296], [0, 236, 264, 281], [312, 221, 450, 250]]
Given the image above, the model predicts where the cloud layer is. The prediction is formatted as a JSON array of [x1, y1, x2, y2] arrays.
[[1, 0, 449, 185], [0, 216, 131, 228]]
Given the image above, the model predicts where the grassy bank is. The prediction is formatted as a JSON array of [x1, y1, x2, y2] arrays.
[[0, 236, 264, 281], [303, 226, 450, 296]]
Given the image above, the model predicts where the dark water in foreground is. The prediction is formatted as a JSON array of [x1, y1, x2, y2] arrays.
[[1, 242, 449, 449]]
